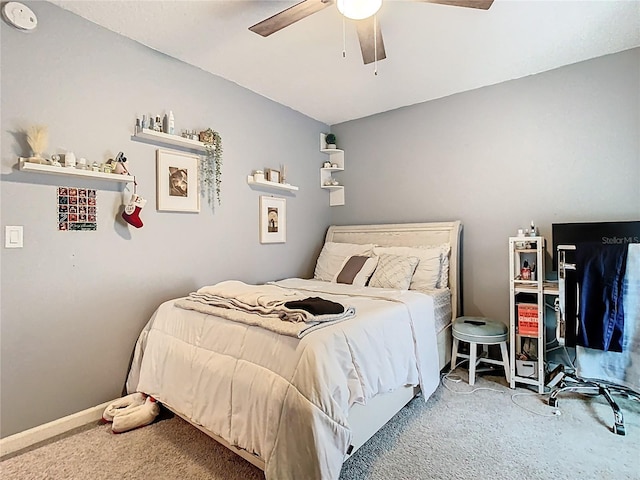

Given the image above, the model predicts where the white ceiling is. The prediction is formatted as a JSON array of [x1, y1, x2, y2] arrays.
[[47, 0, 640, 125]]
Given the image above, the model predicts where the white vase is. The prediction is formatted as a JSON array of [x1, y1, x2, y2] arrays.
[[64, 151, 76, 168]]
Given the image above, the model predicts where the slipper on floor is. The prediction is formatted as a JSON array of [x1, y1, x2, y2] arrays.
[[102, 392, 147, 422], [112, 396, 160, 434]]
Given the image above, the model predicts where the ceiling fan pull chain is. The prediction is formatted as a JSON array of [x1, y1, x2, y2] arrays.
[[374, 14, 378, 76], [342, 16, 346, 58]]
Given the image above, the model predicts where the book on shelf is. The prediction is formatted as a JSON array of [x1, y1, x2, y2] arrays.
[[517, 303, 539, 336]]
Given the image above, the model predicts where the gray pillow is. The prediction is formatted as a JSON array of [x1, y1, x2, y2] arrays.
[[335, 256, 378, 286]]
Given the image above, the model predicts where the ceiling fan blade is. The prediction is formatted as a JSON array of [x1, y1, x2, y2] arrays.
[[418, 0, 494, 10], [249, 0, 333, 37], [356, 17, 386, 65]]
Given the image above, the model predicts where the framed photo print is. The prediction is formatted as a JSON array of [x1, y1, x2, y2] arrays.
[[156, 149, 200, 212], [265, 168, 280, 183], [260, 196, 286, 243]]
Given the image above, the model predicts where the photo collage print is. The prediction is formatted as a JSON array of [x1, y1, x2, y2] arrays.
[[57, 187, 97, 231]]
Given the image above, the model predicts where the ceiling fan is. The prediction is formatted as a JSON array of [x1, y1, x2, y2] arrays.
[[249, 0, 494, 65]]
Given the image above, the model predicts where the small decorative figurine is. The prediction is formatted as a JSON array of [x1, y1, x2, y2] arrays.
[[113, 152, 129, 175], [64, 151, 76, 168], [168, 111, 175, 134]]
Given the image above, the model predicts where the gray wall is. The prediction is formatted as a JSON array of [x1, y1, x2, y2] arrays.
[[331, 47, 640, 323], [1, 2, 332, 437]]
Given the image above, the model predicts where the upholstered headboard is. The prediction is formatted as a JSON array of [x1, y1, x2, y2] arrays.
[[325, 221, 463, 321]]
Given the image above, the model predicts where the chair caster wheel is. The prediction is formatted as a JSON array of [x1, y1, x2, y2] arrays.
[[549, 398, 558, 408], [613, 424, 625, 436]]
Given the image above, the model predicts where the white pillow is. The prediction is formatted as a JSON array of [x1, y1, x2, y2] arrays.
[[314, 242, 375, 282], [335, 255, 379, 287], [436, 244, 451, 289], [368, 254, 419, 290], [372, 246, 439, 290], [373, 244, 449, 291]]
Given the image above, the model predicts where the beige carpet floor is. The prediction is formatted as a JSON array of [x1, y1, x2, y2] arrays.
[[2, 371, 639, 479]]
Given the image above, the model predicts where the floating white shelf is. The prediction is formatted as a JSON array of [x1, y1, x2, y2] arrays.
[[320, 134, 345, 206], [247, 175, 299, 192], [132, 128, 207, 152], [19, 158, 135, 183]]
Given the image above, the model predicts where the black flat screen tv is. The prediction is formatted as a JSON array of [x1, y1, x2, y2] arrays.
[[551, 220, 640, 347], [551, 221, 640, 271]]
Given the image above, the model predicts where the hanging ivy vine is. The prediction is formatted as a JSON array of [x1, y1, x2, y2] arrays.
[[199, 128, 223, 209]]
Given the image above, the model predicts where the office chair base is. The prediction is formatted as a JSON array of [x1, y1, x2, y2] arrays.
[[548, 376, 633, 436]]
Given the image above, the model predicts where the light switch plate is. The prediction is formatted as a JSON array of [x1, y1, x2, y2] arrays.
[[5, 226, 23, 248]]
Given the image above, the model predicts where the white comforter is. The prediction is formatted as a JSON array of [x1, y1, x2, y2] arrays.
[[126, 279, 440, 480]]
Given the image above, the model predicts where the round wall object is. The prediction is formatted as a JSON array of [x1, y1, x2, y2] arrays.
[[2, 2, 38, 31]]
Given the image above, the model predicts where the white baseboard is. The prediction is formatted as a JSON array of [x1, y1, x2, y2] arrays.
[[0, 399, 114, 458]]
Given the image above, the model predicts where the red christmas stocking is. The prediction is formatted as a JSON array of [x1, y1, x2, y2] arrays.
[[122, 194, 146, 228]]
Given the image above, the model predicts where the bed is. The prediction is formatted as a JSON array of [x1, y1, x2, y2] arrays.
[[126, 221, 462, 479]]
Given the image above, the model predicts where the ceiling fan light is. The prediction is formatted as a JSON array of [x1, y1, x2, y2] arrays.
[[336, 0, 382, 20]]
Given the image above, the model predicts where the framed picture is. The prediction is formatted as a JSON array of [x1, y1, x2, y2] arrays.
[[265, 168, 280, 183], [260, 196, 286, 243], [156, 149, 200, 212]]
